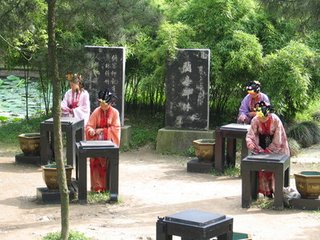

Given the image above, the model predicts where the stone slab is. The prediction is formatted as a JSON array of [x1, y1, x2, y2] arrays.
[[85, 46, 125, 126], [120, 125, 131, 150], [165, 49, 210, 130], [15, 153, 41, 166], [187, 158, 213, 173], [156, 128, 214, 154], [37, 180, 78, 204], [290, 198, 320, 210]]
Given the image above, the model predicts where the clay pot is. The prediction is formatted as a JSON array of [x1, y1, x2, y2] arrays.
[[192, 139, 215, 162], [42, 164, 73, 190], [294, 171, 320, 199], [18, 133, 40, 156]]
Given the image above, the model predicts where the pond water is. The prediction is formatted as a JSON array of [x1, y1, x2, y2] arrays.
[[0, 75, 48, 119]]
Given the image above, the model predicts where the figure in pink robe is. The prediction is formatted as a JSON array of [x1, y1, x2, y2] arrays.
[[85, 89, 121, 192], [246, 101, 290, 198], [61, 73, 90, 125]]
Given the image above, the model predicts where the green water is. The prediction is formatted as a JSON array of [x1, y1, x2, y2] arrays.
[[300, 171, 320, 176], [0, 75, 46, 119]]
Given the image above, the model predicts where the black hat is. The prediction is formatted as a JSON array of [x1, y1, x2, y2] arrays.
[[98, 89, 117, 104], [255, 101, 273, 117], [246, 80, 261, 93]]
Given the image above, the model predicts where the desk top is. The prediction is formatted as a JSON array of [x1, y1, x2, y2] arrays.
[[43, 117, 84, 125], [245, 153, 289, 162], [78, 140, 118, 149], [164, 210, 227, 227], [220, 123, 250, 131]]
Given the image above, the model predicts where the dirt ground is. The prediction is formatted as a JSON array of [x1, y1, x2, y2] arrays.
[[0, 144, 320, 240]]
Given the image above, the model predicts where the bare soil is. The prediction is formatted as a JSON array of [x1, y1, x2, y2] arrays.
[[0, 144, 320, 240]]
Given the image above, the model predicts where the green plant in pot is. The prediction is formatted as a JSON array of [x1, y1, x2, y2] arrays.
[[42, 162, 73, 190]]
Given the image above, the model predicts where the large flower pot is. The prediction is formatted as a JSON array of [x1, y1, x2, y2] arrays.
[[294, 171, 320, 199], [42, 164, 73, 190], [18, 133, 40, 156], [192, 139, 215, 162]]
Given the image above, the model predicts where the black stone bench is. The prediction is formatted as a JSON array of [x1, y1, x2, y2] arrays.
[[156, 209, 233, 240]]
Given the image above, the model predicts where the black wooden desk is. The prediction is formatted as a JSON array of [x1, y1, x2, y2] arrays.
[[241, 154, 290, 210], [156, 209, 233, 240], [214, 123, 250, 173], [40, 117, 84, 166], [76, 141, 119, 203]]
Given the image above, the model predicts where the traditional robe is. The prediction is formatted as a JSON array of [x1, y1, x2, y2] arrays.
[[61, 89, 90, 125], [246, 113, 290, 196], [238, 92, 270, 124], [85, 106, 121, 192]]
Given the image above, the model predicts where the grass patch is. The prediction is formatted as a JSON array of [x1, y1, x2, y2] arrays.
[[87, 191, 110, 204], [125, 112, 163, 150], [42, 230, 92, 240], [251, 198, 274, 209], [0, 114, 47, 145], [211, 165, 240, 177]]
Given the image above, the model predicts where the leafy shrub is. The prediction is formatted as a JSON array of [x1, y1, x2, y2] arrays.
[[299, 121, 320, 144], [311, 111, 320, 121], [288, 137, 301, 157], [287, 123, 313, 148]]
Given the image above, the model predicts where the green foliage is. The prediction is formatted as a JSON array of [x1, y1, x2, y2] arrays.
[[260, 0, 320, 31], [42, 230, 91, 240], [87, 192, 110, 204], [296, 100, 320, 122], [287, 122, 314, 148], [261, 41, 315, 122], [125, 112, 164, 149], [184, 146, 195, 157], [0, 115, 46, 145]]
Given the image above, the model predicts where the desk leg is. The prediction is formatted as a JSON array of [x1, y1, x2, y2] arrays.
[[156, 219, 172, 240], [274, 169, 284, 210], [217, 232, 232, 240], [109, 153, 119, 202], [40, 124, 50, 165], [226, 138, 236, 167], [284, 167, 290, 187], [241, 166, 252, 208], [66, 127, 74, 167], [241, 139, 248, 162], [215, 128, 224, 173], [75, 127, 84, 142], [78, 156, 87, 204]]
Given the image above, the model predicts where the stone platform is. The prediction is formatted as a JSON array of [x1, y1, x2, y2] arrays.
[[290, 198, 320, 210], [37, 180, 78, 204], [15, 153, 41, 165], [187, 158, 213, 173]]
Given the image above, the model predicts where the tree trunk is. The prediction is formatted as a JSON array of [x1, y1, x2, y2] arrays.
[[47, 0, 70, 239]]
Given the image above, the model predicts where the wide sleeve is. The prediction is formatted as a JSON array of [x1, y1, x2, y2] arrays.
[[238, 95, 250, 118], [61, 90, 71, 113], [73, 90, 91, 125], [261, 93, 270, 104], [246, 117, 264, 152], [104, 107, 121, 147], [85, 108, 100, 140], [267, 115, 290, 155]]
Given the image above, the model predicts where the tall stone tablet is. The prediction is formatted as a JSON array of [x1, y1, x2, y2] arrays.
[[84, 46, 125, 126], [165, 49, 210, 130]]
